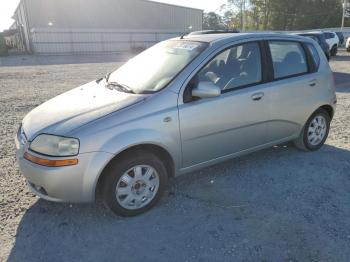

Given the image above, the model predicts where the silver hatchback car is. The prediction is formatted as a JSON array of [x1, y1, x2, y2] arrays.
[[15, 33, 336, 216]]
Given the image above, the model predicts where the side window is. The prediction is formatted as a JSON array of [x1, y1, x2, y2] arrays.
[[306, 43, 320, 68], [196, 42, 262, 91], [268, 41, 308, 79]]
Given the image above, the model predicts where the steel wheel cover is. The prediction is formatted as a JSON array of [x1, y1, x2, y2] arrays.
[[115, 165, 160, 210], [307, 115, 327, 146]]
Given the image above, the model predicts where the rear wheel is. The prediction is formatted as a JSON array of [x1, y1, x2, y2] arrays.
[[101, 151, 168, 216], [330, 45, 338, 56], [325, 52, 330, 61], [293, 109, 330, 151]]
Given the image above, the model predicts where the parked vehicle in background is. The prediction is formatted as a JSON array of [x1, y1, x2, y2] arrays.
[[15, 33, 336, 216], [294, 32, 330, 61], [335, 32, 344, 46], [323, 31, 339, 56], [346, 37, 350, 52]]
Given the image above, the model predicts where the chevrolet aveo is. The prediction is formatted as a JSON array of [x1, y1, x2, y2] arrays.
[[15, 33, 336, 216]]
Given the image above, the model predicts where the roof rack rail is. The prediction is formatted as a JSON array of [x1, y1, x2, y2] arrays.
[[188, 29, 240, 35]]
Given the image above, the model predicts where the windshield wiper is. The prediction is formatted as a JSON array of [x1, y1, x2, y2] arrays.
[[105, 72, 112, 82], [96, 72, 111, 84], [96, 72, 134, 94], [107, 81, 135, 94]]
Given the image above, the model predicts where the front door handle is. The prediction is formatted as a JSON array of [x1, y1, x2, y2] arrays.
[[251, 92, 264, 101]]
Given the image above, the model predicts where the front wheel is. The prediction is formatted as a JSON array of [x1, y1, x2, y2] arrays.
[[293, 109, 331, 151], [101, 151, 168, 216]]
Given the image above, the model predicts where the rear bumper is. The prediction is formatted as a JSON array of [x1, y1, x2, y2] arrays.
[[15, 135, 114, 203]]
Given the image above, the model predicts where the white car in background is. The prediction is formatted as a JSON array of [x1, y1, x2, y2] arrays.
[[323, 31, 339, 56], [346, 37, 350, 52]]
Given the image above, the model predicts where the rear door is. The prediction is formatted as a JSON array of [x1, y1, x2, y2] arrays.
[[263, 40, 318, 143]]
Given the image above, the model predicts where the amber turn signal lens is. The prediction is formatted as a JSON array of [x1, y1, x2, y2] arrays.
[[24, 152, 78, 167]]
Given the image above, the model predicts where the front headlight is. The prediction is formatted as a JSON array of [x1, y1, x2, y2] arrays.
[[29, 134, 80, 157]]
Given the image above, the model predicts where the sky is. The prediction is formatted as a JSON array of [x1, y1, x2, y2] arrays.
[[0, 0, 227, 31]]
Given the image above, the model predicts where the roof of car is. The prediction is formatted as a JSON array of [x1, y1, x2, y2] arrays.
[[177, 32, 310, 44]]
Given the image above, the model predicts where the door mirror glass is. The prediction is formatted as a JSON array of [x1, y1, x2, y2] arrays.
[[192, 81, 221, 98]]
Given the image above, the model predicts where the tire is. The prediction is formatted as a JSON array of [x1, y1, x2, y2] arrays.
[[330, 45, 338, 56], [293, 108, 331, 152], [325, 52, 330, 61], [101, 150, 168, 217]]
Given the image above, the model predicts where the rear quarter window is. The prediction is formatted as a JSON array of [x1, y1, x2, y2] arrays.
[[306, 43, 320, 69]]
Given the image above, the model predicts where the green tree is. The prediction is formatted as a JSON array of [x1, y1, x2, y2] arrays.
[[227, 0, 247, 30], [223, 0, 344, 31], [203, 12, 226, 30]]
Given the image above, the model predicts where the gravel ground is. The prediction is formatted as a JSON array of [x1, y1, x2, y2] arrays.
[[1, 51, 350, 261]]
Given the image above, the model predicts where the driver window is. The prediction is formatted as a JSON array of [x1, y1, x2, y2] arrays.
[[197, 42, 262, 91]]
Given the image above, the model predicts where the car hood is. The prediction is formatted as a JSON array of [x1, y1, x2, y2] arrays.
[[22, 81, 146, 140]]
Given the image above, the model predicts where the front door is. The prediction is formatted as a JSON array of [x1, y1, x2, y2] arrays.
[[178, 41, 270, 168]]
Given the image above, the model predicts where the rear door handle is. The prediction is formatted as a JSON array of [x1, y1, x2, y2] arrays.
[[309, 80, 317, 87], [251, 92, 264, 101]]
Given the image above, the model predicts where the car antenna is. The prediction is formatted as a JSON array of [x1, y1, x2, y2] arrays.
[[180, 25, 192, 39], [180, 32, 188, 39]]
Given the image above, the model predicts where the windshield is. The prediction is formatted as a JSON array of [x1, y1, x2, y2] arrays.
[[108, 40, 208, 94]]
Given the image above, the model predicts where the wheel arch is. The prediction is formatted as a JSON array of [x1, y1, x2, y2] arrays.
[[319, 104, 334, 120], [296, 104, 334, 140], [95, 143, 175, 199]]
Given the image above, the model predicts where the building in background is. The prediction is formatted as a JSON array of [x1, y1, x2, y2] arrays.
[[11, 0, 203, 54]]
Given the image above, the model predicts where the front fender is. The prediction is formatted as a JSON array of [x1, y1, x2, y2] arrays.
[[99, 128, 181, 171], [88, 129, 181, 201]]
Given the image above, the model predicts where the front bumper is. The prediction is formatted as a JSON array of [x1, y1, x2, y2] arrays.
[[15, 133, 114, 203]]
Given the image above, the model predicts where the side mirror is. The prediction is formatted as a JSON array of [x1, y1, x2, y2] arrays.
[[192, 81, 221, 99]]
